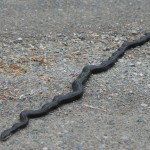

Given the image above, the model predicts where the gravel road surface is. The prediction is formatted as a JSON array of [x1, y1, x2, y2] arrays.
[[0, 0, 150, 150]]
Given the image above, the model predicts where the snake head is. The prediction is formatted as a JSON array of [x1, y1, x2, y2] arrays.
[[0, 129, 12, 141]]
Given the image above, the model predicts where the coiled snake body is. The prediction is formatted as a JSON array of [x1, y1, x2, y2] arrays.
[[1, 33, 150, 141]]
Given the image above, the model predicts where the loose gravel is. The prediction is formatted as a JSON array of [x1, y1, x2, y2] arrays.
[[0, 0, 150, 150]]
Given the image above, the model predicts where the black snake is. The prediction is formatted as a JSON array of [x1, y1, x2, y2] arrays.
[[1, 33, 150, 141]]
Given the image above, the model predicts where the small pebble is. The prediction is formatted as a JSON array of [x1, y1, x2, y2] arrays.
[[101, 35, 107, 39], [19, 94, 26, 101], [128, 90, 134, 94], [131, 30, 138, 34], [107, 120, 115, 125], [136, 62, 142, 65], [40, 141, 44, 145], [137, 116, 145, 123], [114, 37, 119, 42], [57, 33, 65, 38], [78, 33, 85, 40], [119, 59, 125, 63], [73, 51, 81, 55], [147, 84, 150, 87], [104, 47, 111, 51], [15, 37, 23, 43], [129, 63, 135, 67], [43, 147, 48, 150], [139, 73, 143, 77], [141, 103, 148, 107]]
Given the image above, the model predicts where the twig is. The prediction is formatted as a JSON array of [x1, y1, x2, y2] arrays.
[[83, 104, 107, 112]]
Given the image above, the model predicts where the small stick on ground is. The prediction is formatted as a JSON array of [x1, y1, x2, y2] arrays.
[[83, 104, 107, 112]]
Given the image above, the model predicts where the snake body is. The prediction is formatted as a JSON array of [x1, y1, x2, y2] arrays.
[[1, 33, 150, 141]]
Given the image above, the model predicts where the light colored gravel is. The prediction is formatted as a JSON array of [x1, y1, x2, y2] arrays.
[[0, 0, 150, 150]]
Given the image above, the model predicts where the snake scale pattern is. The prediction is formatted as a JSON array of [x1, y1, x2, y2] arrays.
[[1, 33, 150, 141]]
